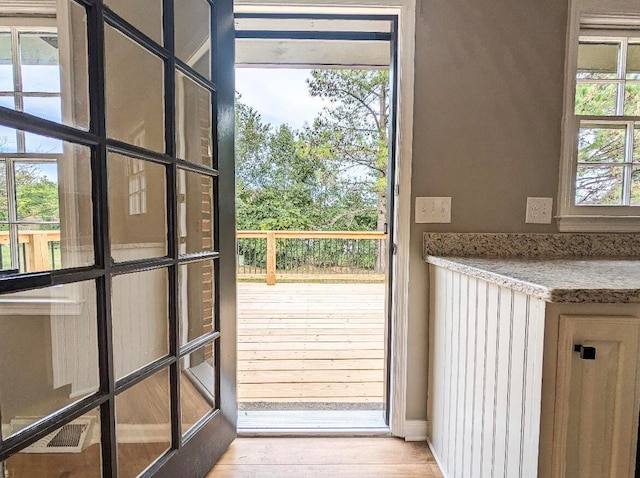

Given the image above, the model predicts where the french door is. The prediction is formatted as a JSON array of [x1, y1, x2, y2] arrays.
[[0, 0, 236, 476]]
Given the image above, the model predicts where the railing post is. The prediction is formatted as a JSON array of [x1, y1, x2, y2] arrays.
[[25, 232, 51, 272], [266, 231, 276, 285]]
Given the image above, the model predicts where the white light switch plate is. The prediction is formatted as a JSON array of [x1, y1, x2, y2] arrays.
[[415, 197, 451, 223], [526, 197, 553, 224]]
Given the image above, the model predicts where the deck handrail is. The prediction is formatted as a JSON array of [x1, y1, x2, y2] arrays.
[[0, 230, 387, 283], [236, 230, 387, 285]]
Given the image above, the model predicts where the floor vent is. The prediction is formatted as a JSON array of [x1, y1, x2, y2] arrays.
[[10, 418, 93, 454]]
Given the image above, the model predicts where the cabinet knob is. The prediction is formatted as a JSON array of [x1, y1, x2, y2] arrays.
[[574, 344, 596, 360]]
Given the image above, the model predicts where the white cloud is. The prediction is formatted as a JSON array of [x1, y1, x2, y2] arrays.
[[235, 68, 332, 130]]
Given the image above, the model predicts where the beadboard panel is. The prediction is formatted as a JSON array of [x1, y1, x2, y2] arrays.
[[428, 266, 546, 478]]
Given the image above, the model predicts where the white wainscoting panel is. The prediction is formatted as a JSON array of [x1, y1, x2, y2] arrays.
[[428, 266, 546, 478]]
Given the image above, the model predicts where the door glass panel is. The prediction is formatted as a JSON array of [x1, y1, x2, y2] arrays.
[[181, 341, 215, 436], [0, 281, 99, 438], [24, 130, 63, 154], [108, 153, 167, 262], [179, 260, 215, 346], [2, 407, 102, 478], [105, 0, 163, 45], [635, 126, 640, 161], [632, 167, 640, 205], [112, 268, 169, 380], [0, 3, 91, 130], [0, 131, 94, 273], [175, 0, 211, 79], [105, 25, 165, 153], [176, 70, 213, 168], [625, 84, 640, 116], [116, 368, 171, 478], [0, 32, 13, 92], [577, 43, 619, 79], [0, 125, 18, 152], [178, 169, 214, 255]]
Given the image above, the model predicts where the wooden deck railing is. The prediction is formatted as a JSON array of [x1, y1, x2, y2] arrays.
[[237, 230, 387, 285], [1, 230, 387, 284], [0, 230, 61, 272]]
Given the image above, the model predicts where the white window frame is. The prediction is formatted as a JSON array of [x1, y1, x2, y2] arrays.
[[558, 13, 640, 232]]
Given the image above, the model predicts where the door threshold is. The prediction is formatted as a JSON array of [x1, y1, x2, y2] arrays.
[[237, 410, 390, 436]]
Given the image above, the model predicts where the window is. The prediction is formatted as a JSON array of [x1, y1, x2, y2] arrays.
[[559, 18, 640, 231]]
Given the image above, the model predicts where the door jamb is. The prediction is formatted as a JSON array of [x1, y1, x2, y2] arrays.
[[234, 0, 416, 438]]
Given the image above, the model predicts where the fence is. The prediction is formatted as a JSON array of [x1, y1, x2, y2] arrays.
[[0, 231, 61, 273], [236, 230, 387, 285]]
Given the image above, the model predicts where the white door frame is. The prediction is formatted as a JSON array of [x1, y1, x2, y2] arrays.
[[234, 0, 416, 438]]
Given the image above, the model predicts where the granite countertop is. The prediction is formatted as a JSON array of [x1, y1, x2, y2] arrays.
[[426, 256, 640, 303]]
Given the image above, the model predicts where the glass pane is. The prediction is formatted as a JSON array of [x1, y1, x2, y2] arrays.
[[575, 83, 618, 115], [625, 84, 640, 116], [0, 281, 99, 438], [0, 132, 93, 273], [2, 408, 102, 477], [0, 95, 13, 108], [575, 165, 624, 205], [25, 131, 63, 154], [19, 33, 60, 93], [179, 260, 215, 346], [627, 43, 640, 79], [23, 96, 62, 123], [105, 0, 163, 45], [105, 26, 165, 153], [578, 126, 626, 163], [632, 167, 640, 205], [181, 341, 215, 436], [175, 0, 211, 79], [178, 169, 214, 255], [116, 368, 171, 478], [577, 43, 619, 79], [0, 32, 13, 92], [112, 268, 169, 380], [176, 70, 213, 167], [108, 153, 167, 262], [0, 125, 18, 152], [635, 127, 640, 161]]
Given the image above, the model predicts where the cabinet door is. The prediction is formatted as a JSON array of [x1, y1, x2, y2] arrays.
[[552, 315, 640, 478]]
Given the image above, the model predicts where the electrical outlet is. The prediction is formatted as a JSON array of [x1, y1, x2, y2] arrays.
[[526, 197, 553, 224], [415, 197, 452, 223]]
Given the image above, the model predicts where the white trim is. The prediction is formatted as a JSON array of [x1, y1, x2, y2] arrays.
[[557, 214, 640, 231], [403, 419, 427, 442], [234, 0, 416, 439]]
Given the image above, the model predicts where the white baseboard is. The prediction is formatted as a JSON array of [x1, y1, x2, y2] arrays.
[[403, 419, 428, 442]]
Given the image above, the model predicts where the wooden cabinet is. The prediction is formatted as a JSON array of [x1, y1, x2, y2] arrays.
[[428, 265, 640, 478], [549, 315, 640, 478]]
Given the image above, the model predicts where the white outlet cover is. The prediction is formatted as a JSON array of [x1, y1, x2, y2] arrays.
[[415, 197, 452, 223], [526, 197, 553, 224]]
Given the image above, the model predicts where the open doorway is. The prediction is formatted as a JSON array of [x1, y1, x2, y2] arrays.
[[234, 13, 398, 431]]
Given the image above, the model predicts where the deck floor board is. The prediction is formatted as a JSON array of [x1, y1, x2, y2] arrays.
[[237, 282, 386, 403]]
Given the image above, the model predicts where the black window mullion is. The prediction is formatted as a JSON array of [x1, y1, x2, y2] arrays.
[[165, 0, 182, 450], [88, 0, 117, 477]]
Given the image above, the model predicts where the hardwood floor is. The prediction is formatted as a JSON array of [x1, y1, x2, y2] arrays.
[[238, 282, 386, 404], [207, 437, 444, 478]]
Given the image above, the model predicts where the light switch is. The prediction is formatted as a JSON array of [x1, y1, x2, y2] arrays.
[[415, 197, 451, 223]]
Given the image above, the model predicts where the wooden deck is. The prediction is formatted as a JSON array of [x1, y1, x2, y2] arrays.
[[237, 282, 386, 404]]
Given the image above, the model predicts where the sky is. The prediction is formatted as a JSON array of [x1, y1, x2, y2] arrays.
[[235, 68, 332, 130]]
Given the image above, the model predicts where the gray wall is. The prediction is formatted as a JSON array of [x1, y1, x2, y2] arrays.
[[406, 0, 568, 419]]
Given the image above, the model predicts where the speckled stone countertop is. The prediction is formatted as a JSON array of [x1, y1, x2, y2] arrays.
[[427, 256, 640, 303], [423, 233, 640, 303]]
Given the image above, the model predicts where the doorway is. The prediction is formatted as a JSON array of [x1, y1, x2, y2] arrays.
[[234, 13, 398, 431]]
